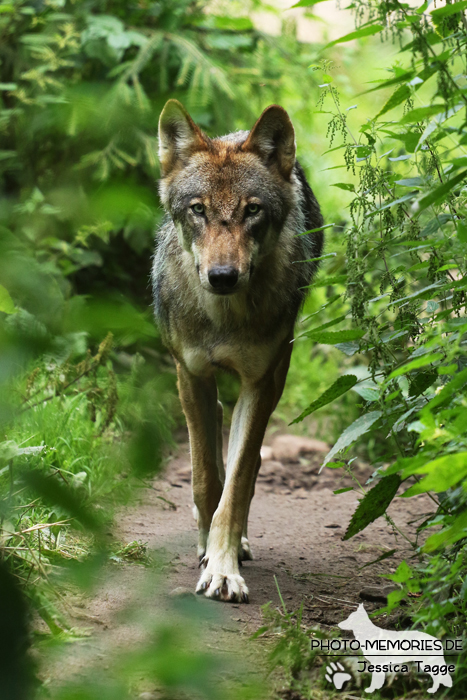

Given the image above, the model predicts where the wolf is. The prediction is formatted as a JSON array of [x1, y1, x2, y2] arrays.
[[338, 604, 453, 693], [152, 100, 323, 603]]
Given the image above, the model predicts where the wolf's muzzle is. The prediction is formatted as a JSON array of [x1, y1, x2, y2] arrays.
[[208, 266, 239, 294]]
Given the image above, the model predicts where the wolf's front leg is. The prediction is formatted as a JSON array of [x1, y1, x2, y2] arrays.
[[176, 363, 223, 558], [197, 372, 276, 602], [240, 340, 292, 563]]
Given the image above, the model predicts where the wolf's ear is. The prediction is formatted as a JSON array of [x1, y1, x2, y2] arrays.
[[242, 105, 296, 180], [158, 100, 208, 177]]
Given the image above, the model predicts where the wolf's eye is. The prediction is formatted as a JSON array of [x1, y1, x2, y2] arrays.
[[246, 203, 260, 215], [192, 203, 204, 215]]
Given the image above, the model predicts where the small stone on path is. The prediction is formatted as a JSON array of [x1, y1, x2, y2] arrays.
[[269, 434, 329, 461], [169, 586, 195, 598], [260, 445, 274, 461], [359, 585, 397, 603]]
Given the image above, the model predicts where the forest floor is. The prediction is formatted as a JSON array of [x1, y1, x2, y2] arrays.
[[37, 425, 432, 699]]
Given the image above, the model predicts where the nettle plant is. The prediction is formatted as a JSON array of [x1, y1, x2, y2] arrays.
[[294, 0, 467, 626]]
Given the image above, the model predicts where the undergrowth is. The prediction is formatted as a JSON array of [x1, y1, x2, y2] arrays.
[[0, 0, 465, 697], [0, 331, 174, 635], [279, 0, 467, 695]]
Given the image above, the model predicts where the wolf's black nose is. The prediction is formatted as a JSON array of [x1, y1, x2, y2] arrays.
[[208, 266, 238, 293]]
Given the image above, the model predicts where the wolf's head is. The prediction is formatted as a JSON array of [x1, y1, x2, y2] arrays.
[[158, 100, 298, 296], [338, 604, 370, 632]]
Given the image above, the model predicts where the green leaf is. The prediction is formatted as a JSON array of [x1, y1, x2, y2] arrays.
[[335, 341, 360, 356], [0, 150, 16, 161], [424, 510, 467, 552], [388, 352, 444, 379], [399, 104, 448, 124], [409, 370, 437, 397], [431, 0, 467, 19], [417, 170, 467, 213], [250, 625, 269, 639], [322, 410, 382, 469], [290, 375, 358, 424], [458, 221, 467, 243], [381, 130, 421, 153], [296, 223, 336, 236], [0, 440, 20, 462], [291, 0, 329, 6], [212, 15, 254, 30], [421, 214, 452, 237], [402, 452, 467, 497], [387, 560, 412, 583], [22, 469, 100, 531], [423, 367, 467, 413], [396, 177, 425, 187], [0, 284, 16, 314], [416, 104, 464, 151], [334, 487, 353, 494], [369, 192, 418, 214], [375, 85, 411, 119], [20, 34, 52, 44], [297, 253, 338, 263], [331, 182, 355, 192], [352, 385, 380, 402], [359, 548, 397, 570], [313, 274, 347, 287], [361, 70, 415, 95], [324, 24, 385, 50], [391, 282, 444, 305], [304, 314, 347, 334], [343, 475, 401, 540], [305, 329, 365, 344]]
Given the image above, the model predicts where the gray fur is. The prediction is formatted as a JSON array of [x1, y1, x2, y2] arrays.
[[152, 128, 323, 373]]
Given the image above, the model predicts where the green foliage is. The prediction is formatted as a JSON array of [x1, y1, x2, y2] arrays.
[[290, 374, 357, 424], [256, 581, 332, 695], [0, 0, 321, 305], [110, 540, 152, 565], [289, 0, 467, 687], [0, 335, 174, 634], [0, 1, 344, 695], [0, 0, 466, 694], [343, 474, 401, 540], [322, 410, 383, 467], [304, 0, 467, 551], [375, 552, 467, 694], [35, 597, 266, 700]]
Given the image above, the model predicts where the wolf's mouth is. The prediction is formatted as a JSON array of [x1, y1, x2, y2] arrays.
[[208, 287, 238, 296]]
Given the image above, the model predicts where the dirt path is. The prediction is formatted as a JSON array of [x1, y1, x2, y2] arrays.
[[39, 427, 432, 698]]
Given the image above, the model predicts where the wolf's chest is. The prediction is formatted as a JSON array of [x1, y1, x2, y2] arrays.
[[180, 338, 282, 382]]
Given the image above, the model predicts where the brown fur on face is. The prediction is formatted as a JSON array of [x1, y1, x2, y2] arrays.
[[158, 101, 298, 294]]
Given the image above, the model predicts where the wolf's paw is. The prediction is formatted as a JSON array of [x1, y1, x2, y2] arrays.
[[196, 560, 249, 603], [325, 662, 351, 690], [239, 536, 254, 561]]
